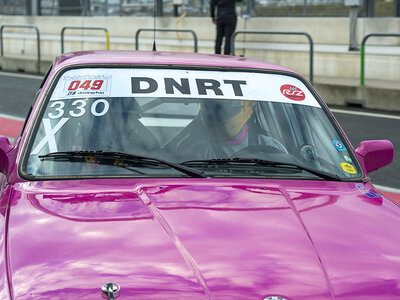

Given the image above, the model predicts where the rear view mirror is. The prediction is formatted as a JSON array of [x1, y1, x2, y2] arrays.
[[0, 136, 14, 175], [355, 140, 394, 174]]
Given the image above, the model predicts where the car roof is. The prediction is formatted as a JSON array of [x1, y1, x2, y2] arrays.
[[53, 50, 299, 75]]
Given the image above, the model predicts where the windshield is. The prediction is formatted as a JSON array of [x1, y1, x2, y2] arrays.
[[22, 67, 361, 179]]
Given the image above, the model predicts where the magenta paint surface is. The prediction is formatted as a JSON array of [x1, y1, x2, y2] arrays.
[[53, 51, 295, 73], [3, 178, 400, 299], [355, 140, 394, 174], [2, 50, 399, 299], [0, 136, 15, 174]]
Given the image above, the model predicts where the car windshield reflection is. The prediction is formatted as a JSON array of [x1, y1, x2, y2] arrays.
[[23, 68, 360, 180]]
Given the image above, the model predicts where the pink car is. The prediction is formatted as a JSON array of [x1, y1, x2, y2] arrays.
[[0, 50, 398, 299]]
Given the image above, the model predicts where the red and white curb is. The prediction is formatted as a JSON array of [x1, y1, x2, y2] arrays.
[[0, 113, 24, 139], [374, 185, 400, 204]]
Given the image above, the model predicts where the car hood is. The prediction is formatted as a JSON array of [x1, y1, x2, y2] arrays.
[[6, 178, 400, 299]]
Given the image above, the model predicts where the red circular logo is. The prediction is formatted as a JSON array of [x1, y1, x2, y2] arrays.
[[280, 84, 305, 101]]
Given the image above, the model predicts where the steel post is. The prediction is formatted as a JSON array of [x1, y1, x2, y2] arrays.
[[360, 33, 400, 86], [61, 26, 110, 54], [231, 30, 314, 84], [135, 28, 198, 53]]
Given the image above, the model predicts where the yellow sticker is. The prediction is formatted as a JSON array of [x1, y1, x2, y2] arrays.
[[340, 162, 356, 174], [84, 156, 96, 163]]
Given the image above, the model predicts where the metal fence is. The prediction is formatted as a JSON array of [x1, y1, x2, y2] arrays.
[[360, 32, 400, 86], [231, 30, 314, 83], [0, 24, 41, 73], [1, 0, 398, 17]]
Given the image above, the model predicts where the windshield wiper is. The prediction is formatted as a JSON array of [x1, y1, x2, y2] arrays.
[[181, 158, 343, 181], [39, 151, 207, 178]]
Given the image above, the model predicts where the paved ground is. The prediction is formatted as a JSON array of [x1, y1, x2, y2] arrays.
[[0, 72, 399, 196], [0, 72, 42, 119]]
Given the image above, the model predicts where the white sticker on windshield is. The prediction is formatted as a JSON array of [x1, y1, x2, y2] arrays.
[[46, 99, 110, 119], [55, 74, 112, 99], [31, 118, 69, 155], [50, 69, 321, 108]]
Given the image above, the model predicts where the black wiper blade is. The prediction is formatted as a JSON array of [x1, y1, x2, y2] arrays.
[[39, 151, 207, 178], [182, 158, 342, 181]]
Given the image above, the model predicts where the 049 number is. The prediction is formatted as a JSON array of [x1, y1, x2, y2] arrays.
[[68, 80, 104, 91]]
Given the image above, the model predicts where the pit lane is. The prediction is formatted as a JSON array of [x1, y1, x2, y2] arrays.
[[0, 72, 399, 198]]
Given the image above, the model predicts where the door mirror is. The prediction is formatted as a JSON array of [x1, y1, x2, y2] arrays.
[[355, 140, 393, 174], [0, 136, 13, 175]]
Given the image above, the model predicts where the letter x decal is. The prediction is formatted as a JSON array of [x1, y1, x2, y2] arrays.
[[31, 118, 69, 155]]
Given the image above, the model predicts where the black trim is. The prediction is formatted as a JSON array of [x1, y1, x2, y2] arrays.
[[21, 172, 342, 182], [39, 64, 53, 89], [19, 106, 32, 139]]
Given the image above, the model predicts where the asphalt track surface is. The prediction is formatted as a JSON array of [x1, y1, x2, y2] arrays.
[[0, 72, 399, 193]]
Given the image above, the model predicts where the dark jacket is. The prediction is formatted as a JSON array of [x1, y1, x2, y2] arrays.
[[210, 0, 242, 19]]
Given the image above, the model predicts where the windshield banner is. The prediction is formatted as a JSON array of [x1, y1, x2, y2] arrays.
[[50, 68, 321, 108]]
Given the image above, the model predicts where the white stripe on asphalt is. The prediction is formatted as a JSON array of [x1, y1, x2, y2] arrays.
[[331, 108, 400, 120], [0, 113, 25, 121], [0, 71, 43, 80], [374, 184, 400, 194]]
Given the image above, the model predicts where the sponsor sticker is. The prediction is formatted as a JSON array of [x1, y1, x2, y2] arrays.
[[61, 75, 112, 98], [356, 184, 382, 198], [344, 155, 352, 163], [280, 84, 305, 101], [333, 140, 347, 152], [340, 162, 356, 174]]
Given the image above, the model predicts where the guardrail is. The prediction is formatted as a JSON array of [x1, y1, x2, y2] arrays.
[[135, 28, 198, 53], [0, 24, 41, 74], [231, 31, 314, 84], [360, 32, 400, 86], [61, 26, 110, 54]]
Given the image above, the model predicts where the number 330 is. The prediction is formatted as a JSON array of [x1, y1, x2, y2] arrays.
[[48, 99, 109, 119]]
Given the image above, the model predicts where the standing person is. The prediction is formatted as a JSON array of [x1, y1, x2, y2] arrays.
[[210, 0, 243, 55]]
